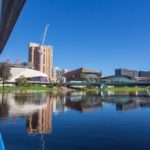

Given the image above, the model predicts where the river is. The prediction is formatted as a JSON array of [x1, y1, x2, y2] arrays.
[[0, 91, 150, 150]]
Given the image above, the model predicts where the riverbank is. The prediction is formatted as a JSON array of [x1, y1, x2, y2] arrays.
[[0, 85, 75, 93], [0, 86, 149, 93], [105, 87, 148, 92]]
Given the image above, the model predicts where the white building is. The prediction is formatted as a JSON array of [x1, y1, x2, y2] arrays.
[[8, 66, 49, 84], [52, 67, 69, 82]]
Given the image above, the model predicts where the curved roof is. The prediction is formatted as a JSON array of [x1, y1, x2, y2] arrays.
[[102, 75, 134, 80], [64, 67, 101, 77], [9, 67, 48, 82]]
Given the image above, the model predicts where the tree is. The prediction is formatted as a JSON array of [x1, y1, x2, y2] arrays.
[[0, 62, 11, 90], [16, 75, 28, 87]]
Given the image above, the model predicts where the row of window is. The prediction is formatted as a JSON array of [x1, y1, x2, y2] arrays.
[[27, 76, 48, 82]]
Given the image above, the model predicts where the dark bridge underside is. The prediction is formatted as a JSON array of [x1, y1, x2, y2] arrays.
[[0, 0, 26, 54]]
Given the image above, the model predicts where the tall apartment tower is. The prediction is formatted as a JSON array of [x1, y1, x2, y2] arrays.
[[29, 42, 53, 80]]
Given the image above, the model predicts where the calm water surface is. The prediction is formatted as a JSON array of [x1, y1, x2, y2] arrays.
[[0, 91, 150, 150]]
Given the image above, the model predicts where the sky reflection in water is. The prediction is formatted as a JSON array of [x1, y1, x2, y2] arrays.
[[0, 91, 150, 150]]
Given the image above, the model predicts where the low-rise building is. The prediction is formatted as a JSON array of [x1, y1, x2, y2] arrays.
[[63, 67, 101, 83], [52, 67, 64, 81], [139, 71, 150, 77], [52, 67, 69, 82], [115, 68, 138, 78], [134, 77, 150, 82], [102, 75, 135, 83], [7, 65, 49, 85], [10, 62, 34, 69], [115, 68, 150, 79]]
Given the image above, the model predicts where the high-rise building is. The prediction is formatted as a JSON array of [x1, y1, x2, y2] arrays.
[[29, 42, 53, 80]]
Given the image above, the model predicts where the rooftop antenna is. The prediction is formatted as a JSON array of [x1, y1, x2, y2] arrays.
[[38, 24, 49, 55]]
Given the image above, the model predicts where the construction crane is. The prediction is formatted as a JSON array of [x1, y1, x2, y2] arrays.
[[38, 24, 49, 54]]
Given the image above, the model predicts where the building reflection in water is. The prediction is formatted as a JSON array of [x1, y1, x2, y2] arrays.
[[115, 97, 150, 111], [52, 95, 69, 114], [101, 90, 150, 111], [26, 100, 53, 134], [0, 93, 9, 119], [1, 91, 150, 134], [65, 92, 103, 112], [0, 93, 54, 135]]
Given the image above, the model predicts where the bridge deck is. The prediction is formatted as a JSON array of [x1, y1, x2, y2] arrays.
[[66, 81, 150, 87]]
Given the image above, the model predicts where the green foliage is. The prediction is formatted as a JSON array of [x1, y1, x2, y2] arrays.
[[105, 87, 148, 92], [16, 75, 28, 87], [0, 85, 51, 91]]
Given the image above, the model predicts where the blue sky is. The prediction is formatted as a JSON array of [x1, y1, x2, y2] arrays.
[[0, 0, 150, 75]]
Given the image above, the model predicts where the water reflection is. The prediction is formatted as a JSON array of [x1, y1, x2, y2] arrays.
[[1, 91, 150, 149], [0, 91, 150, 121], [102, 89, 150, 97], [102, 90, 150, 111], [66, 92, 102, 112], [26, 100, 53, 134]]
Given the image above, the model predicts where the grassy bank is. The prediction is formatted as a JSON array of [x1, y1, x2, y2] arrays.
[[0, 85, 50, 90], [0, 85, 73, 93], [1, 85, 147, 93], [105, 87, 148, 92]]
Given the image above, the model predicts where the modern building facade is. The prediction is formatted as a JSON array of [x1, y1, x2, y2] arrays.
[[29, 42, 53, 81], [102, 75, 134, 83], [139, 71, 150, 78], [52, 67, 69, 81], [8, 66, 49, 84], [0, 0, 26, 53], [52, 67, 63, 81], [63, 68, 101, 82], [115, 68, 138, 78], [10, 62, 34, 69]]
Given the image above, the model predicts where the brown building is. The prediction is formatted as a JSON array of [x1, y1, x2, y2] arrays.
[[63, 67, 101, 82], [28, 42, 53, 80]]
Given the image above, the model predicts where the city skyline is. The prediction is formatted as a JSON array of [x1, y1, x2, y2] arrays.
[[0, 0, 150, 76]]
